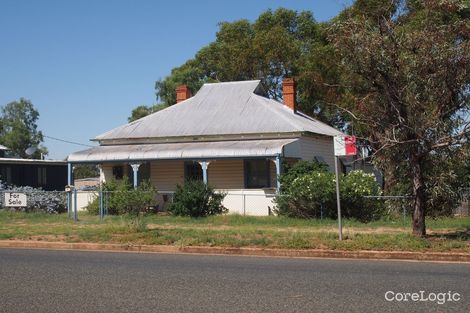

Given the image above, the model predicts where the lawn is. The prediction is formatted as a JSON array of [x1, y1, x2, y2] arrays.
[[0, 210, 469, 253]]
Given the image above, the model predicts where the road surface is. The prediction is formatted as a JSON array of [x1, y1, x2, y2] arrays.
[[0, 248, 468, 312]]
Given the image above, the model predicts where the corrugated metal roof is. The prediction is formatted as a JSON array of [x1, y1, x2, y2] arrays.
[[95, 80, 342, 141], [67, 139, 298, 163], [0, 157, 66, 165]]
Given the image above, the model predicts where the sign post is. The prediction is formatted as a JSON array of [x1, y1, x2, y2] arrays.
[[333, 135, 357, 240]]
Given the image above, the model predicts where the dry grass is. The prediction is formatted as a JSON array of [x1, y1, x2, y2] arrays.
[[0, 210, 469, 253]]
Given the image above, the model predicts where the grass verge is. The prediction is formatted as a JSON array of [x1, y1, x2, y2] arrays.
[[0, 210, 469, 253]]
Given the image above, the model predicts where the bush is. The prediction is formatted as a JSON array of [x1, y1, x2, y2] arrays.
[[279, 160, 329, 189], [275, 171, 336, 218], [86, 177, 157, 215], [0, 180, 67, 214], [340, 171, 384, 222], [275, 169, 383, 222], [168, 180, 227, 217]]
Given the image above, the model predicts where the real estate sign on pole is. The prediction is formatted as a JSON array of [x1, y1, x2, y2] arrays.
[[333, 135, 357, 240], [334, 135, 357, 157]]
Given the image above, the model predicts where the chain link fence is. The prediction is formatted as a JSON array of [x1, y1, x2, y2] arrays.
[[2, 187, 467, 220], [454, 188, 470, 216]]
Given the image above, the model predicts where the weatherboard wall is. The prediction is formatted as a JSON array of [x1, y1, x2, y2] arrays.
[[299, 136, 335, 170]]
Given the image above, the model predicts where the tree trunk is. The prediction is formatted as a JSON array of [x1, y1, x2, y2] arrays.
[[411, 154, 426, 237]]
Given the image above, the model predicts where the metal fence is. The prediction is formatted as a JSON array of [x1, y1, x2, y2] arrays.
[[0, 190, 292, 219], [363, 195, 414, 224], [0, 188, 413, 221], [65, 190, 278, 219], [454, 188, 470, 216], [3, 188, 467, 220]]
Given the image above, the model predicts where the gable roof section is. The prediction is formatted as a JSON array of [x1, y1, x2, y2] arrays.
[[95, 80, 342, 142]]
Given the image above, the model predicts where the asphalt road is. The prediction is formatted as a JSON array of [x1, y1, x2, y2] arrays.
[[0, 249, 468, 313]]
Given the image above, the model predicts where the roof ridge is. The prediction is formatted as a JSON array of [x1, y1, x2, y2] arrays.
[[203, 80, 261, 86], [295, 110, 345, 134], [250, 94, 304, 131], [251, 94, 343, 136]]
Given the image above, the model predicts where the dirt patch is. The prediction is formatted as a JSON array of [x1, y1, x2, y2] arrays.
[[28, 235, 71, 241], [146, 223, 411, 235]]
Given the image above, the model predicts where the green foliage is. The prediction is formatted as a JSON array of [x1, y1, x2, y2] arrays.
[[0, 98, 47, 158], [279, 160, 329, 189], [154, 59, 206, 106], [275, 171, 336, 218], [73, 165, 99, 179], [340, 171, 383, 222], [128, 104, 167, 122], [146, 8, 344, 127], [168, 180, 227, 217], [86, 178, 157, 215], [329, 0, 469, 235], [275, 170, 382, 222]]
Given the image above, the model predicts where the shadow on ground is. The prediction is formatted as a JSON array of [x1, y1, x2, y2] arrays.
[[427, 227, 470, 240]]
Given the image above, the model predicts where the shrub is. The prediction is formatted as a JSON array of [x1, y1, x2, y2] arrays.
[[86, 177, 157, 215], [279, 160, 329, 189], [0, 180, 67, 214], [168, 180, 227, 217], [340, 170, 383, 222], [275, 171, 336, 218], [275, 170, 383, 222]]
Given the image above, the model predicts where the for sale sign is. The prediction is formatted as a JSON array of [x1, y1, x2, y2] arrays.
[[4, 193, 27, 207], [334, 135, 357, 156]]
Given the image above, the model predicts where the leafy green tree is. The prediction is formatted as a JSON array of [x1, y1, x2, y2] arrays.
[[154, 59, 207, 106], [73, 165, 99, 179], [128, 104, 167, 122], [149, 8, 343, 126], [329, 0, 470, 236], [0, 98, 47, 159]]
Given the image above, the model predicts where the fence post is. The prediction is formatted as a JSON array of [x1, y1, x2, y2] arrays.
[[243, 194, 246, 216], [73, 188, 78, 221], [99, 189, 103, 219], [334, 156, 343, 240], [402, 200, 406, 225], [105, 192, 108, 215]]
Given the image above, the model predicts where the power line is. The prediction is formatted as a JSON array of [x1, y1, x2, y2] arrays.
[[43, 135, 94, 147]]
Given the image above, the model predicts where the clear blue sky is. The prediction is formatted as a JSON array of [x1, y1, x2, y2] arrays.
[[0, 0, 352, 159]]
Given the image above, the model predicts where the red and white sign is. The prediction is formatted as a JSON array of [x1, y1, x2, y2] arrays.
[[334, 135, 357, 156]]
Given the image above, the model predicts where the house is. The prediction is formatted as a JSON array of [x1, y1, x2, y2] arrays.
[[67, 79, 342, 215], [0, 157, 68, 191]]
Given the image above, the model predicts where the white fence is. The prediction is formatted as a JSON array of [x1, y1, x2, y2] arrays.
[[72, 189, 277, 216], [220, 190, 276, 216]]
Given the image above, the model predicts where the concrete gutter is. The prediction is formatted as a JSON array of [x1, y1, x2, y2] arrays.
[[0, 240, 469, 263]]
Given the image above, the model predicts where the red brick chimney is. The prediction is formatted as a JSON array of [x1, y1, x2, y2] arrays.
[[176, 85, 191, 103], [282, 78, 296, 112]]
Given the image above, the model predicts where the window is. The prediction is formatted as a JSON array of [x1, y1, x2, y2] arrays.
[[244, 159, 270, 188], [184, 161, 203, 181], [0, 166, 12, 184], [112, 165, 124, 180], [37, 167, 47, 185]]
